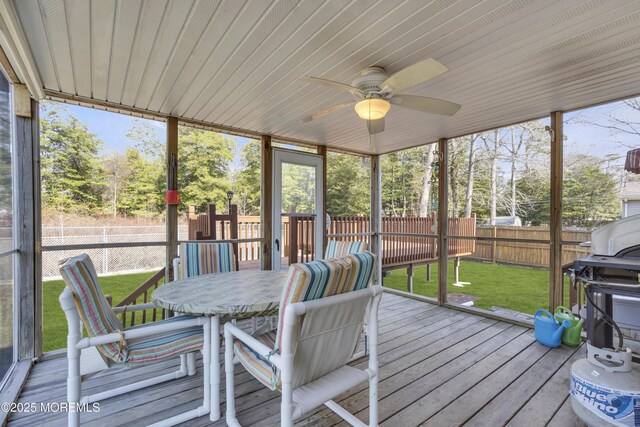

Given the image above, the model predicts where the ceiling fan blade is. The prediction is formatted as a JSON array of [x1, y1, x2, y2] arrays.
[[381, 58, 448, 92], [299, 101, 355, 123], [300, 76, 363, 96], [391, 94, 461, 116], [367, 118, 385, 135]]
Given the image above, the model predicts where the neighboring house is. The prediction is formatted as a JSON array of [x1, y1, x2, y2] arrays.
[[620, 180, 640, 218]]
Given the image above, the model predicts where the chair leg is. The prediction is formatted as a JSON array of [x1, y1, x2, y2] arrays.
[[67, 341, 81, 427], [225, 325, 240, 427], [186, 352, 196, 376], [210, 316, 221, 421], [180, 354, 187, 373], [280, 379, 294, 427]]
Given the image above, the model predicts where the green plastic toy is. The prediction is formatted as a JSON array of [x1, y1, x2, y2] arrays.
[[554, 306, 583, 347]]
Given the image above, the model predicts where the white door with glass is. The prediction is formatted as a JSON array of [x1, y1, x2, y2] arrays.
[[272, 149, 323, 271]]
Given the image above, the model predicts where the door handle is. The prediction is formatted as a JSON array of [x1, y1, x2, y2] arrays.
[[275, 239, 280, 251]]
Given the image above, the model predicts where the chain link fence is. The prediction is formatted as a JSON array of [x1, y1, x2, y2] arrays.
[[42, 225, 189, 279]]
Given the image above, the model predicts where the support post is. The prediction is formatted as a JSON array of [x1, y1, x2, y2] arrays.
[[549, 111, 564, 310], [261, 135, 273, 270], [165, 117, 178, 282], [15, 93, 39, 359], [426, 264, 431, 281], [437, 138, 449, 305], [370, 155, 382, 286], [317, 145, 328, 254], [407, 264, 413, 293]]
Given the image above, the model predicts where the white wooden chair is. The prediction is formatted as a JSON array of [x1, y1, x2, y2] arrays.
[[224, 252, 382, 427], [59, 254, 211, 427]]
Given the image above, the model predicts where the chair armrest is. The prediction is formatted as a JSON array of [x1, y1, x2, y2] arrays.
[[113, 302, 158, 313], [75, 316, 207, 350], [224, 322, 282, 369]]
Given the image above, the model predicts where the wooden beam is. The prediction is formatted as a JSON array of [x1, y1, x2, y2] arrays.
[[317, 145, 328, 253], [165, 117, 178, 281], [370, 155, 382, 285], [437, 138, 449, 305], [0, 46, 20, 84], [549, 111, 564, 310], [261, 135, 273, 270], [15, 98, 39, 359]]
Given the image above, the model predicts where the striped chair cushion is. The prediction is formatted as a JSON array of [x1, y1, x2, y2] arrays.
[[179, 242, 236, 279], [60, 254, 129, 364], [275, 251, 375, 351], [324, 240, 367, 259], [126, 316, 203, 367], [233, 330, 281, 390]]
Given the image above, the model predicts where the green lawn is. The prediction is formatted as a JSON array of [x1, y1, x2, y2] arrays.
[[43, 271, 159, 352], [383, 259, 570, 315]]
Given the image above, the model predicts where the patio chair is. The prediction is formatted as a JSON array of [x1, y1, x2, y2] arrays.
[[324, 239, 367, 259], [59, 254, 210, 427], [224, 251, 382, 427], [173, 241, 267, 334], [172, 241, 236, 280]]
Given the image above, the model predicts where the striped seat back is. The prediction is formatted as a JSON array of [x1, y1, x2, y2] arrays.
[[275, 251, 375, 352], [324, 240, 367, 259], [179, 242, 236, 279], [59, 254, 128, 364]]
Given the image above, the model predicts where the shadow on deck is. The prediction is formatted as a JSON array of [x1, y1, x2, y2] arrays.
[[8, 293, 584, 427]]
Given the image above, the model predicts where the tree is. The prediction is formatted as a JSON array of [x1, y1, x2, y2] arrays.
[[103, 151, 131, 217], [381, 148, 424, 216], [40, 102, 105, 213], [563, 155, 619, 227], [480, 129, 507, 224], [234, 140, 262, 216], [327, 152, 369, 216], [418, 147, 435, 217], [117, 149, 164, 217], [464, 134, 479, 218], [178, 126, 235, 211]]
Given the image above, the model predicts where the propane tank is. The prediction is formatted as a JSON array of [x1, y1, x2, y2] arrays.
[[570, 343, 640, 426]]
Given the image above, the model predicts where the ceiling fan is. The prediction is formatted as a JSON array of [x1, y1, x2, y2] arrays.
[[299, 58, 461, 135]]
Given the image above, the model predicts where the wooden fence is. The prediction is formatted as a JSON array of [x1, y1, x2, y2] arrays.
[[469, 226, 591, 268]]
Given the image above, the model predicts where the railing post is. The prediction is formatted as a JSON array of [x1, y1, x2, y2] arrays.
[[549, 111, 564, 311], [370, 155, 382, 286], [317, 145, 328, 255], [165, 117, 179, 282], [437, 138, 448, 306], [261, 135, 273, 270], [289, 216, 298, 264]]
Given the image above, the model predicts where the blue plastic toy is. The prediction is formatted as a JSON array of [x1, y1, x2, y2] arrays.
[[534, 309, 570, 348]]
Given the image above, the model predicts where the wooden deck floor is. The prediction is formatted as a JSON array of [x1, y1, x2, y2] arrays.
[[8, 293, 585, 426]]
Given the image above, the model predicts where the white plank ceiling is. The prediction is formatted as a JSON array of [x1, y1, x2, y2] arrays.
[[11, 0, 640, 154]]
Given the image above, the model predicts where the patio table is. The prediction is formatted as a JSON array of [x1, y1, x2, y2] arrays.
[[152, 269, 288, 421]]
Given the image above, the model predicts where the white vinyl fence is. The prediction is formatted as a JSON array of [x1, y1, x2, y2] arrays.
[[42, 225, 189, 279]]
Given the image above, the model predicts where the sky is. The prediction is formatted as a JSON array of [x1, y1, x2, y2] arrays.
[[45, 98, 639, 170]]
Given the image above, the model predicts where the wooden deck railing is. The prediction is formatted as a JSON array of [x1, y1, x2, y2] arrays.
[[115, 267, 169, 328]]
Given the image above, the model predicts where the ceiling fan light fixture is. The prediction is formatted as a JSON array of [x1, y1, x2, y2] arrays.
[[354, 98, 390, 120]]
